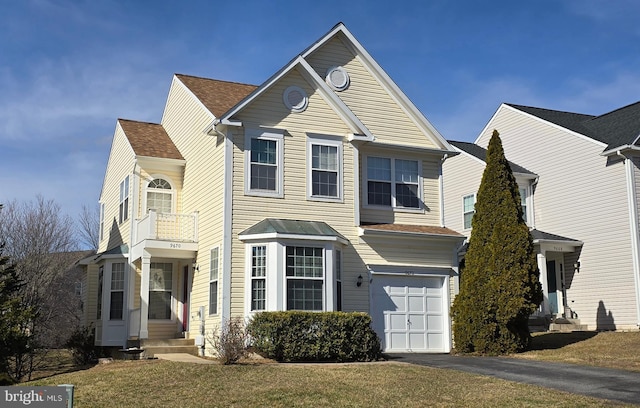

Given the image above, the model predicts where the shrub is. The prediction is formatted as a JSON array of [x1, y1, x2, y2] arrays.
[[207, 317, 249, 365], [247, 311, 381, 362], [65, 325, 99, 365]]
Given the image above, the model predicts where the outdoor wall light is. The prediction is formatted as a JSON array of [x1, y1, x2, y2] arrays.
[[573, 261, 580, 272], [192, 262, 199, 272], [356, 274, 363, 287]]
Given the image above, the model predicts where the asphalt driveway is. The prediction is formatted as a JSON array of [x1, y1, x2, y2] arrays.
[[388, 353, 640, 405]]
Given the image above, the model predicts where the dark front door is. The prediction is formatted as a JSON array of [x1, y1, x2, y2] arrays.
[[546, 260, 558, 314]]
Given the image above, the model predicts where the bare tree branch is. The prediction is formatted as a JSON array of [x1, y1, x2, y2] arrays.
[[77, 204, 99, 251]]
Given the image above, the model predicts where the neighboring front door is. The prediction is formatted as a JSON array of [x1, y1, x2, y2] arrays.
[[182, 265, 189, 332], [546, 260, 558, 314]]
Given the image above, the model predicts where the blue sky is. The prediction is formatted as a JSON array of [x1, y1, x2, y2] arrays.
[[1, 0, 640, 221]]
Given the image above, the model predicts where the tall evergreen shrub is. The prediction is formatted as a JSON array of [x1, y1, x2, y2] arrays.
[[451, 130, 542, 354]]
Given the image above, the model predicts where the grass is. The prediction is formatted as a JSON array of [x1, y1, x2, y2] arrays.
[[20, 331, 639, 407], [514, 331, 640, 372]]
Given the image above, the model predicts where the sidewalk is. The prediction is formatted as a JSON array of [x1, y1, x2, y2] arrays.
[[387, 353, 640, 405]]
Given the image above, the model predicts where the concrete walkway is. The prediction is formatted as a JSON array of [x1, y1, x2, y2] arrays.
[[388, 353, 640, 405], [154, 353, 217, 364]]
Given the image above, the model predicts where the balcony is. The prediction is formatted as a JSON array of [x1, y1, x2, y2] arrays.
[[131, 210, 199, 260]]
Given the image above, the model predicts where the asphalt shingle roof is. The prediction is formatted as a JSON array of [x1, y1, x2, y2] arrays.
[[240, 219, 348, 242], [448, 140, 536, 175], [507, 102, 640, 152], [118, 119, 183, 160], [175, 74, 257, 118]]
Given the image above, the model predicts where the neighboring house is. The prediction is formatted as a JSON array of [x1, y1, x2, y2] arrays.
[[81, 23, 465, 354], [444, 102, 640, 331]]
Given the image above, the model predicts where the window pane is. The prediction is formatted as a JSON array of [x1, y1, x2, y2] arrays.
[[148, 291, 171, 319], [367, 157, 391, 181], [251, 164, 276, 190], [111, 263, 125, 290], [286, 247, 323, 277], [150, 263, 172, 290], [368, 181, 391, 206], [464, 212, 473, 229], [463, 195, 475, 212], [312, 170, 338, 197], [251, 139, 276, 164], [312, 145, 337, 171], [110, 291, 123, 320], [209, 281, 218, 315], [395, 159, 418, 183], [287, 280, 323, 311], [395, 183, 419, 208], [147, 191, 172, 213], [251, 279, 266, 311], [252, 246, 266, 277], [210, 248, 219, 281]]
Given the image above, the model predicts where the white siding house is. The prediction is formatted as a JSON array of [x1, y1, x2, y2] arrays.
[[444, 102, 640, 331]]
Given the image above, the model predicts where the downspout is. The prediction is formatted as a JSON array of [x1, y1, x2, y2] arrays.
[[353, 144, 360, 228], [618, 150, 640, 326], [439, 154, 449, 227], [127, 163, 139, 345], [530, 176, 539, 229], [221, 125, 234, 326]]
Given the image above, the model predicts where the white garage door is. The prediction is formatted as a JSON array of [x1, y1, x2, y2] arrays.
[[371, 275, 447, 352]]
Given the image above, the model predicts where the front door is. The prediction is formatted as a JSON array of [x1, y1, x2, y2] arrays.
[[546, 260, 558, 314]]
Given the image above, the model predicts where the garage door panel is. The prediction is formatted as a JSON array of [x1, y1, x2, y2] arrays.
[[409, 333, 426, 350], [408, 296, 425, 312], [427, 315, 443, 331], [389, 314, 407, 330], [390, 294, 406, 311], [426, 297, 442, 313], [427, 333, 444, 349], [408, 314, 425, 330]]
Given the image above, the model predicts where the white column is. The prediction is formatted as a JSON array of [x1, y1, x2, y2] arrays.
[[537, 250, 549, 315], [139, 253, 151, 339]]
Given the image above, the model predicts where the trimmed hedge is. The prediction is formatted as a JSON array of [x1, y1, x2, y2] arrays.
[[247, 311, 382, 362]]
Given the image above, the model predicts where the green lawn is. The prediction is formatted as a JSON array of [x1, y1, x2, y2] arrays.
[[21, 331, 640, 407]]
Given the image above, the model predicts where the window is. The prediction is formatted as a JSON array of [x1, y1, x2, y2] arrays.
[[463, 194, 475, 229], [110, 263, 125, 320], [147, 178, 173, 213], [97, 266, 104, 320], [308, 137, 342, 200], [519, 187, 528, 223], [99, 203, 104, 241], [119, 176, 129, 223], [251, 246, 266, 311], [246, 131, 284, 196], [149, 263, 172, 320], [335, 250, 342, 311], [366, 157, 421, 209], [286, 247, 323, 311], [209, 248, 219, 315]]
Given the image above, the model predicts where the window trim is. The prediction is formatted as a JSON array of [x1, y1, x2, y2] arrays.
[[99, 202, 105, 241], [363, 155, 423, 211], [209, 247, 220, 315], [244, 129, 284, 198], [250, 245, 267, 312], [462, 193, 476, 230], [306, 134, 343, 202]]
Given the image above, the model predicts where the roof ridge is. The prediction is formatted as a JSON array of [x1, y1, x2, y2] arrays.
[[590, 100, 640, 121], [118, 118, 161, 126], [506, 103, 596, 118]]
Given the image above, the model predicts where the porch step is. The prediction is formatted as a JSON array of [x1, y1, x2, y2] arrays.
[[548, 318, 588, 332], [132, 338, 199, 358]]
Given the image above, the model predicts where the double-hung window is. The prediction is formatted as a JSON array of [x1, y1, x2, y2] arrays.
[[119, 176, 129, 223], [307, 136, 342, 200], [286, 246, 323, 311], [463, 194, 475, 229], [246, 130, 284, 197], [147, 178, 173, 213], [251, 246, 266, 311], [519, 187, 528, 224], [110, 263, 125, 320], [209, 248, 219, 315], [149, 262, 172, 320], [366, 157, 421, 209], [97, 266, 104, 320], [335, 250, 342, 311]]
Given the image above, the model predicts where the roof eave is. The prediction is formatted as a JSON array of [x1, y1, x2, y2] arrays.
[[358, 227, 465, 240]]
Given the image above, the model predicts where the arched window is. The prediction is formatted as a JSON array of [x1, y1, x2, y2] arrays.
[[146, 178, 173, 213]]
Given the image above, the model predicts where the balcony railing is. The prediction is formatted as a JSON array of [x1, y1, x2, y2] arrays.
[[135, 210, 198, 243]]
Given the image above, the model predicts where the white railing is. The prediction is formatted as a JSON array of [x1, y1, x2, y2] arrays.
[[135, 210, 199, 243]]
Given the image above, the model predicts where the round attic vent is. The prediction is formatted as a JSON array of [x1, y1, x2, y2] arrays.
[[283, 86, 308, 112], [326, 66, 350, 91]]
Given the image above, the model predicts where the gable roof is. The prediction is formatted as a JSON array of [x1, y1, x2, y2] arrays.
[[217, 22, 454, 151], [448, 140, 536, 176], [506, 102, 640, 153], [175, 74, 257, 118], [118, 119, 183, 160]]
